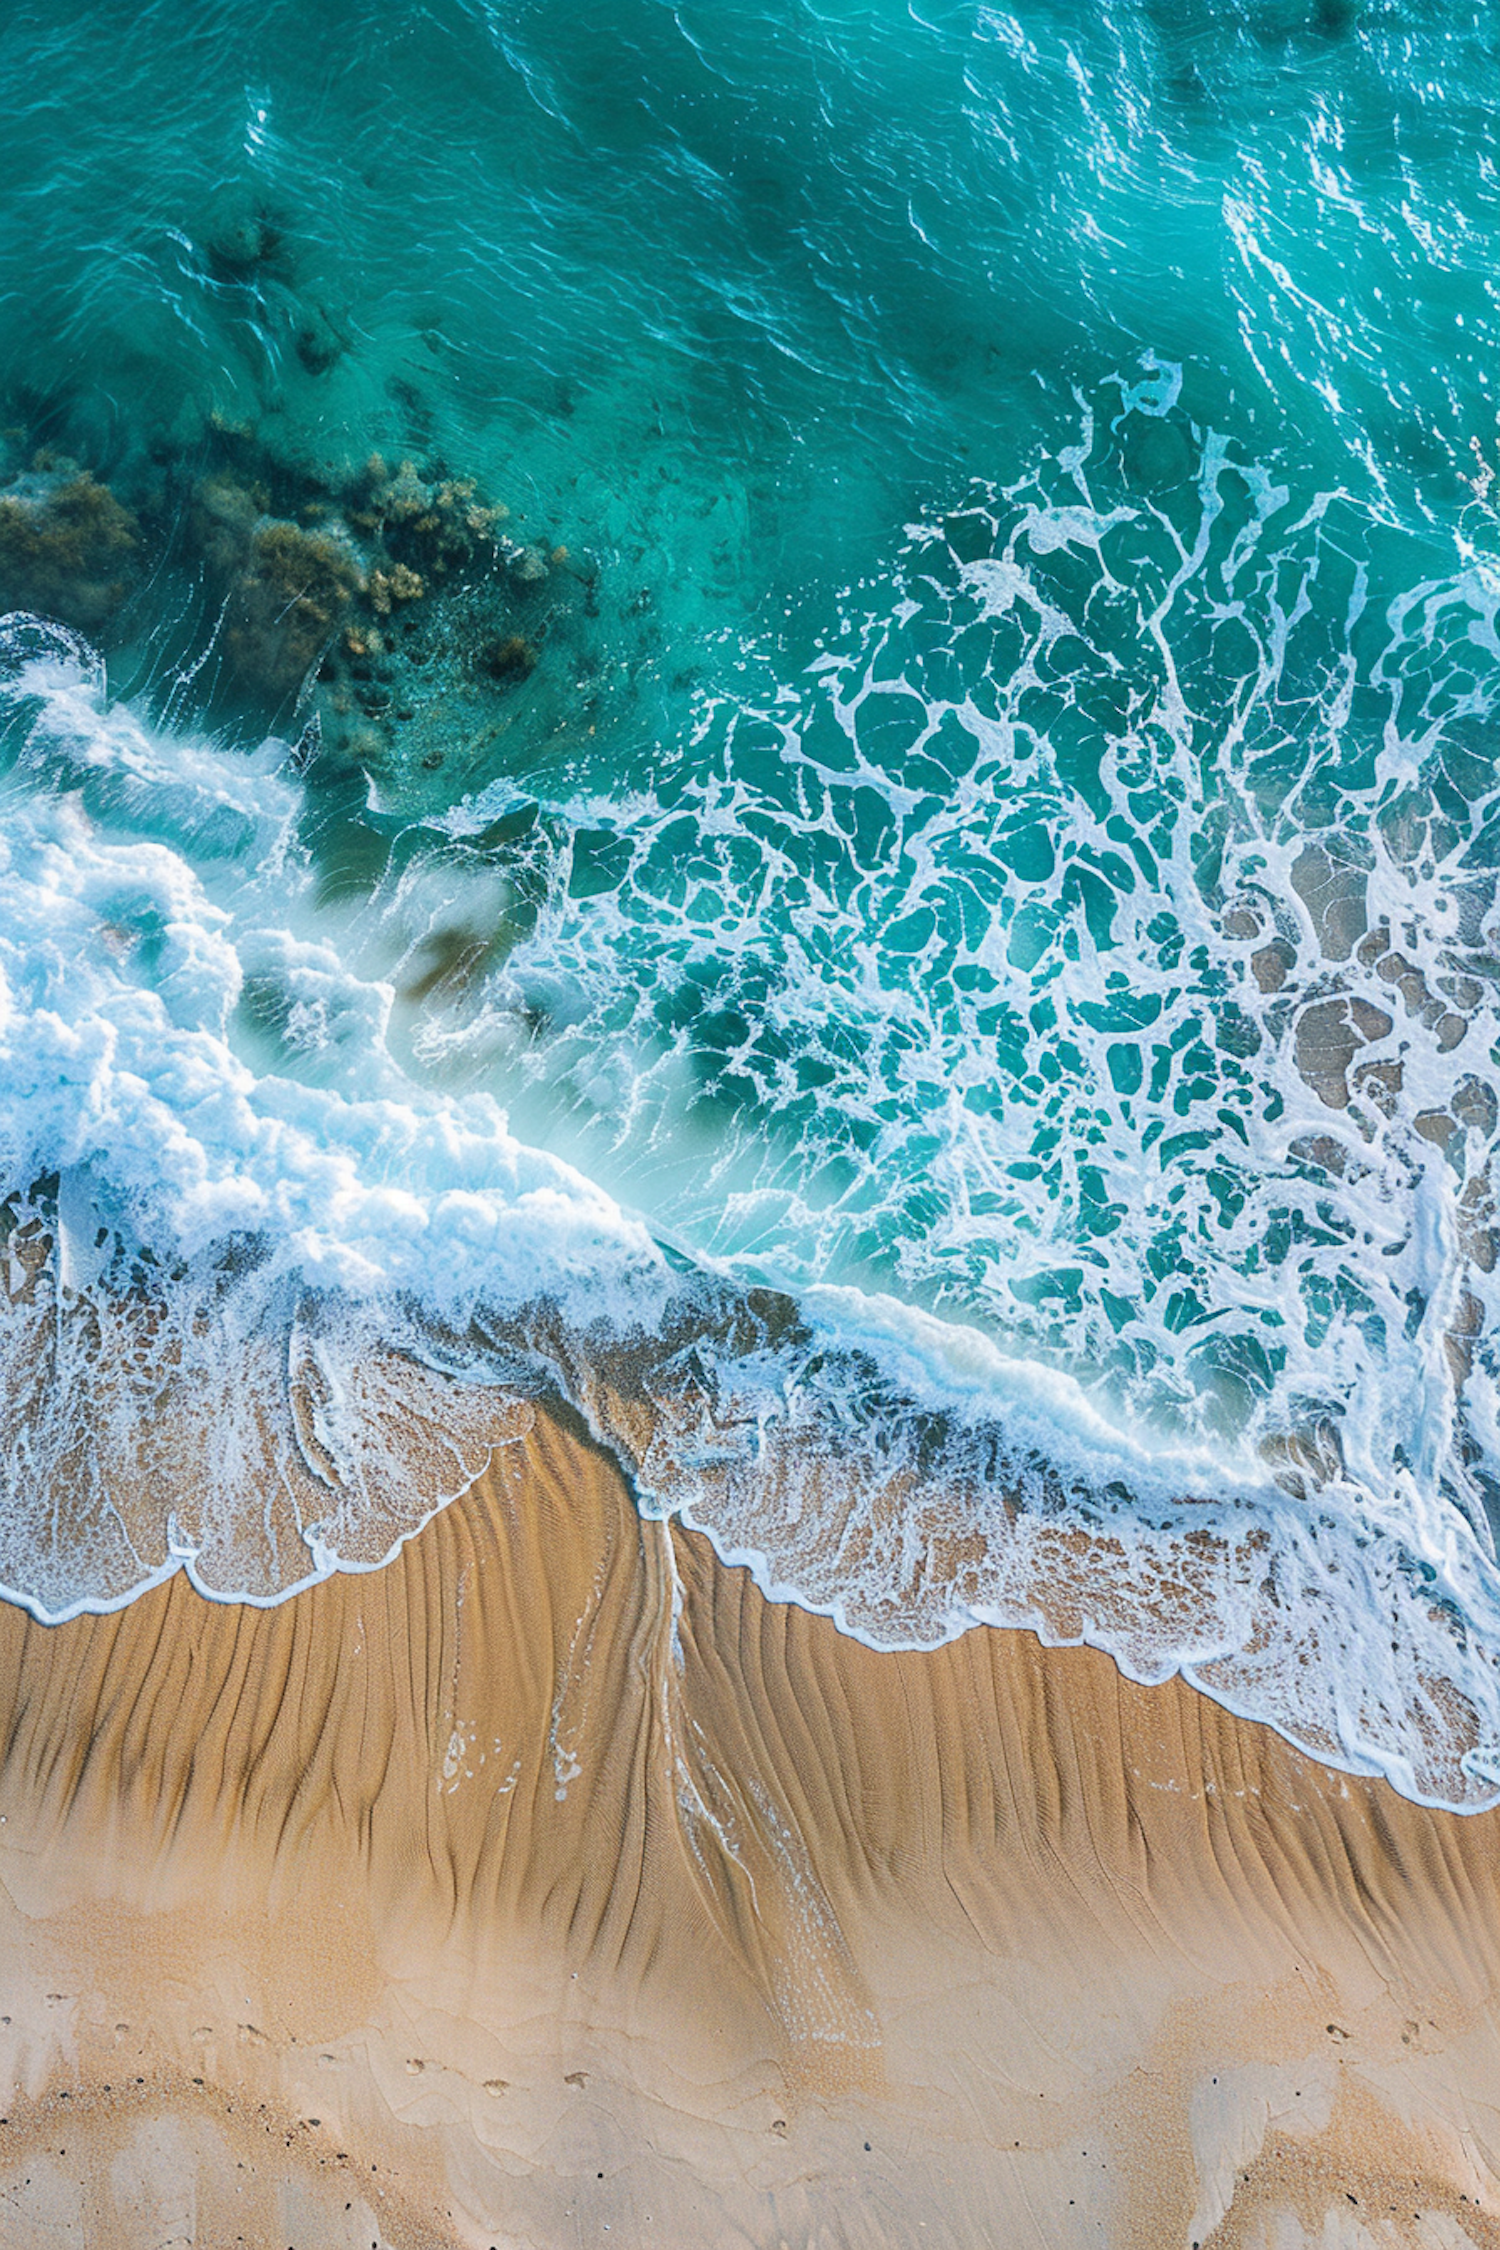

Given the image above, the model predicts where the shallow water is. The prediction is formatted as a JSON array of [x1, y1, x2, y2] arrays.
[[5, 0, 1500, 1803]]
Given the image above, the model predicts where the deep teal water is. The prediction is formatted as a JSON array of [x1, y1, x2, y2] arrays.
[[5, 0, 1500, 1802]]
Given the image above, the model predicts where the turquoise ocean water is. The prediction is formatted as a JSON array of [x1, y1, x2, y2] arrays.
[[4, 0, 1500, 1802]]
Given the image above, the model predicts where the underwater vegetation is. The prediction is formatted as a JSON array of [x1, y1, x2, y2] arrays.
[[188, 475, 365, 700], [0, 410, 588, 807], [182, 438, 575, 738], [0, 169, 592, 775], [0, 463, 140, 635]]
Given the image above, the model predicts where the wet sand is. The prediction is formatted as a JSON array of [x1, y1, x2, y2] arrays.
[[2, 1404, 1500, 2247]]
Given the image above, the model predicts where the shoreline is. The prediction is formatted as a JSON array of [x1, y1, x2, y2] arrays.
[[1, 1407, 1500, 2244], [4, 609, 1496, 1808]]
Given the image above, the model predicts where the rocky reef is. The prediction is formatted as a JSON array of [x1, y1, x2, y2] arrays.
[[189, 475, 364, 700], [0, 461, 140, 634], [283, 449, 581, 792], [0, 407, 592, 812], [0, 169, 647, 821]]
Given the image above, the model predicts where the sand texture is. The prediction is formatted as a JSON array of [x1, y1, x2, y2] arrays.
[[1, 1406, 1500, 2245]]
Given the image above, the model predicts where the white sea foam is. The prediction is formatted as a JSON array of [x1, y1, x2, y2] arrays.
[[5, 418, 1500, 1820], [0, 619, 658, 1309], [622, 1283, 1500, 1809], [412, 408, 1500, 1566], [0, 617, 665, 1613]]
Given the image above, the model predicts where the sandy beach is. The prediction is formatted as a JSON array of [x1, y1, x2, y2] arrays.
[[0, 1404, 1496, 2248], [4, 0, 1500, 2240]]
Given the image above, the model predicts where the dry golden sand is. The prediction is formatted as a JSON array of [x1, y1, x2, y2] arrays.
[[1, 1406, 1500, 2246]]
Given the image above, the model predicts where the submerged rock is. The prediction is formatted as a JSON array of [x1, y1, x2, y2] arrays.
[[293, 305, 348, 376], [350, 456, 506, 582], [225, 518, 363, 699], [368, 562, 425, 614], [0, 402, 589, 761], [480, 633, 536, 682], [199, 188, 286, 282], [0, 466, 139, 634]]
